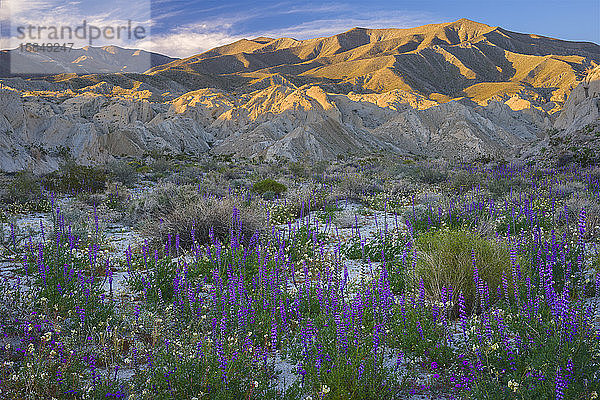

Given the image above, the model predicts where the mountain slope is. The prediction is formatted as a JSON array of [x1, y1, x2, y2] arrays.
[[0, 19, 598, 171], [148, 19, 599, 108]]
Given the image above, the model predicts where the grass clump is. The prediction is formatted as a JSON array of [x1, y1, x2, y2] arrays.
[[414, 229, 512, 312]]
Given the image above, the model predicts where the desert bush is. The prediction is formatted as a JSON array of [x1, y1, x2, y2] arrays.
[[588, 166, 600, 183], [2, 172, 43, 204], [127, 182, 183, 221], [196, 170, 231, 197], [413, 229, 512, 313], [164, 165, 204, 185], [287, 184, 327, 213], [389, 162, 421, 181], [447, 171, 481, 192], [485, 177, 514, 198], [150, 157, 174, 174], [130, 183, 263, 247], [223, 167, 244, 180], [150, 196, 263, 248], [59, 203, 100, 241], [199, 156, 220, 172], [310, 161, 328, 178], [105, 182, 130, 211], [565, 194, 600, 239], [252, 179, 287, 195], [386, 178, 419, 197], [75, 191, 103, 207], [107, 160, 137, 187], [557, 153, 574, 167], [261, 190, 278, 200], [42, 163, 107, 194], [337, 173, 381, 199], [418, 166, 448, 184], [288, 161, 309, 178]]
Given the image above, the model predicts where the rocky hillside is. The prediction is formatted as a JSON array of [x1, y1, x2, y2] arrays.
[[519, 65, 600, 166], [0, 19, 598, 171]]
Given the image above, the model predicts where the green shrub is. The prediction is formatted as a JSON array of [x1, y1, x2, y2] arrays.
[[136, 165, 151, 173], [447, 171, 481, 192], [42, 163, 107, 194], [130, 183, 264, 247], [3, 172, 42, 204], [414, 229, 512, 312], [288, 161, 308, 178], [107, 160, 137, 186], [252, 178, 287, 195]]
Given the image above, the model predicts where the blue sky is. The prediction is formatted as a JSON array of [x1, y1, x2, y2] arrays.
[[2, 0, 598, 57]]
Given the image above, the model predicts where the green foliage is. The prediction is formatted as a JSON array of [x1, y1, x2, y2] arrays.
[[3, 171, 43, 204], [107, 160, 137, 187], [252, 179, 287, 195], [23, 241, 114, 328], [43, 163, 108, 194], [461, 304, 600, 400], [288, 162, 309, 178], [129, 255, 179, 306], [316, 203, 342, 223], [130, 343, 282, 400], [342, 231, 406, 263], [414, 229, 511, 311], [284, 226, 327, 263], [268, 203, 297, 224]]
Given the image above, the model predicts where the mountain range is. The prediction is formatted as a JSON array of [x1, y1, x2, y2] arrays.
[[0, 19, 598, 171], [0, 46, 176, 76]]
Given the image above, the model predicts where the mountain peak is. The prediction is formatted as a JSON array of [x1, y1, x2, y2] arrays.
[[453, 17, 489, 26], [252, 37, 276, 44], [344, 27, 368, 33]]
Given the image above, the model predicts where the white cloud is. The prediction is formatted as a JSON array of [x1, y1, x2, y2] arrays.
[[136, 31, 243, 58]]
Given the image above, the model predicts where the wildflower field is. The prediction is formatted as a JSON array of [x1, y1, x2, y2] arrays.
[[0, 157, 599, 399]]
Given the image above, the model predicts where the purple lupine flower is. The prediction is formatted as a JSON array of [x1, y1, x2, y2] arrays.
[[459, 291, 468, 340], [270, 320, 278, 350], [358, 360, 365, 380], [416, 320, 424, 340], [373, 323, 382, 356], [418, 278, 425, 310], [502, 271, 509, 302], [555, 359, 573, 400]]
